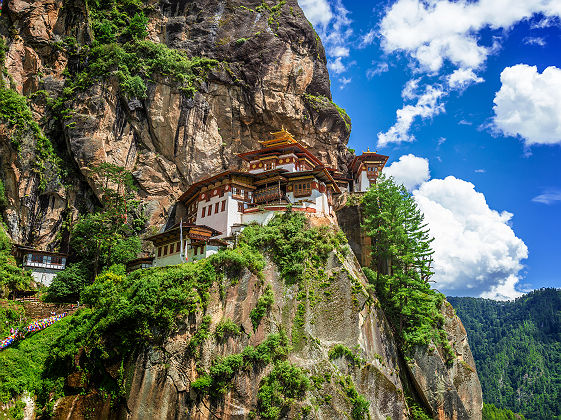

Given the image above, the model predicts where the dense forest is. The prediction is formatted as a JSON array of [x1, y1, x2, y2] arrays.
[[449, 289, 561, 420]]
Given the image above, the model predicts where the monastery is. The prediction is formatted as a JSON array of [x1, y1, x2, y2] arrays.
[[128, 129, 388, 270]]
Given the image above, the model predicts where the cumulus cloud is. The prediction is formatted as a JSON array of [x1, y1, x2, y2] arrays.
[[492, 64, 561, 146], [414, 176, 528, 300], [338, 76, 352, 89], [378, 84, 445, 147], [298, 0, 333, 27], [379, 0, 561, 72], [385, 154, 430, 191], [375, 0, 561, 145], [532, 188, 561, 204]]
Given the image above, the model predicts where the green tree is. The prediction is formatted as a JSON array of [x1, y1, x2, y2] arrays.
[[70, 163, 144, 277], [362, 175, 446, 353], [0, 224, 32, 298], [44, 262, 89, 303]]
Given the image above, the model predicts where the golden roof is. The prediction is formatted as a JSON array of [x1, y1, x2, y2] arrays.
[[259, 127, 297, 148]]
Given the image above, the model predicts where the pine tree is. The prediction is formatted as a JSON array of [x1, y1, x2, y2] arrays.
[[362, 175, 445, 351]]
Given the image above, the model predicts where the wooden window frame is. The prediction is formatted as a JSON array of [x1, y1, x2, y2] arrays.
[[221, 200, 226, 212]]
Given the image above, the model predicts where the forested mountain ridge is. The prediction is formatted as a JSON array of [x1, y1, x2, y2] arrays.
[[449, 288, 561, 420]]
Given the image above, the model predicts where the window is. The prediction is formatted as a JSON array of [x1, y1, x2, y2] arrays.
[[215, 202, 220, 213], [202, 207, 206, 218], [208, 205, 212, 216], [177, 242, 181, 253], [51, 256, 63, 265], [221, 200, 226, 212], [171, 243, 176, 254], [158, 247, 162, 257], [238, 201, 244, 212], [163, 245, 168, 256], [294, 182, 311, 197], [31, 254, 43, 263], [265, 161, 275, 170]]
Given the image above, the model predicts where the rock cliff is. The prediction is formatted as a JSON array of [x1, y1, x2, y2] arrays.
[[0, 0, 351, 249], [52, 237, 481, 420]]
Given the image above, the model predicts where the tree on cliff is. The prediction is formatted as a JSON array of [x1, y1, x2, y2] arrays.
[[46, 164, 144, 302], [362, 175, 449, 355]]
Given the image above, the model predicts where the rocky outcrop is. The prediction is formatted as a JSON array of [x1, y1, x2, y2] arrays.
[[0, 0, 352, 247]]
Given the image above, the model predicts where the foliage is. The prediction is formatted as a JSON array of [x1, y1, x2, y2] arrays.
[[250, 285, 274, 331], [0, 225, 32, 298], [257, 360, 310, 419], [0, 78, 62, 191], [362, 175, 449, 358], [0, 316, 70, 404], [44, 262, 91, 303], [339, 376, 369, 420], [67, 163, 144, 278], [482, 403, 526, 420], [214, 318, 241, 342], [192, 331, 291, 400], [240, 211, 346, 284], [449, 289, 561, 420], [328, 344, 364, 367], [0, 300, 26, 338], [0, 179, 6, 208]]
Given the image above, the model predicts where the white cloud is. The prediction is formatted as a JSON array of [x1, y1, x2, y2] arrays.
[[366, 62, 389, 78], [532, 189, 561, 204], [360, 29, 376, 48], [384, 154, 430, 190], [448, 68, 484, 89], [379, 0, 561, 72], [523, 36, 546, 46], [492, 64, 561, 146], [338, 76, 352, 89], [378, 84, 445, 147], [414, 176, 528, 300], [298, 0, 333, 27], [328, 57, 346, 73], [475, 169, 486, 173], [330, 45, 350, 57]]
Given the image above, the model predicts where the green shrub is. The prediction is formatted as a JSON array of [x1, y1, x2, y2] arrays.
[[250, 285, 274, 330], [339, 376, 369, 420], [214, 318, 241, 342], [45, 262, 90, 303], [257, 360, 310, 419], [328, 344, 364, 367]]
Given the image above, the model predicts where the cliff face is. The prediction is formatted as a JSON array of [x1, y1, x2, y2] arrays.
[[51, 240, 481, 420], [0, 0, 351, 248]]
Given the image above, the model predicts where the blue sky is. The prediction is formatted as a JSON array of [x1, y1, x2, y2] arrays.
[[298, 0, 561, 299]]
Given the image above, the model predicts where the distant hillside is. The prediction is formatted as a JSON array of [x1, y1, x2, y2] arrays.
[[449, 289, 561, 420]]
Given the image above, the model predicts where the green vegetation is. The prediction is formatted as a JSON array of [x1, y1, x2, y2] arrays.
[[46, 163, 144, 302], [339, 376, 369, 420], [328, 344, 364, 367], [483, 403, 526, 420], [362, 175, 452, 361], [0, 300, 26, 338], [449, 289, 561, 420], [51, 0, 217, 107], [257, 359, 310, 419], [0, 224, 32, 299], [303, 94, 351, 132], [214, 318, 241, 342], [0, 179, 6, 208], [240, 211, 346, 285], [250, 285, 274, 330], [191, 331, 291, 399], [0, 316, 71, 407]]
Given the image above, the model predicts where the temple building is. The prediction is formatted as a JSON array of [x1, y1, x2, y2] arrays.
[[129, 129, 388, 270], [348, 150, 389, 193], [145, 222, 225, 267], [12, 245, 68, 286]]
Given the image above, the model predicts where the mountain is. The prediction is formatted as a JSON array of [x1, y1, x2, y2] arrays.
[[449, 289, 561, 420]]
